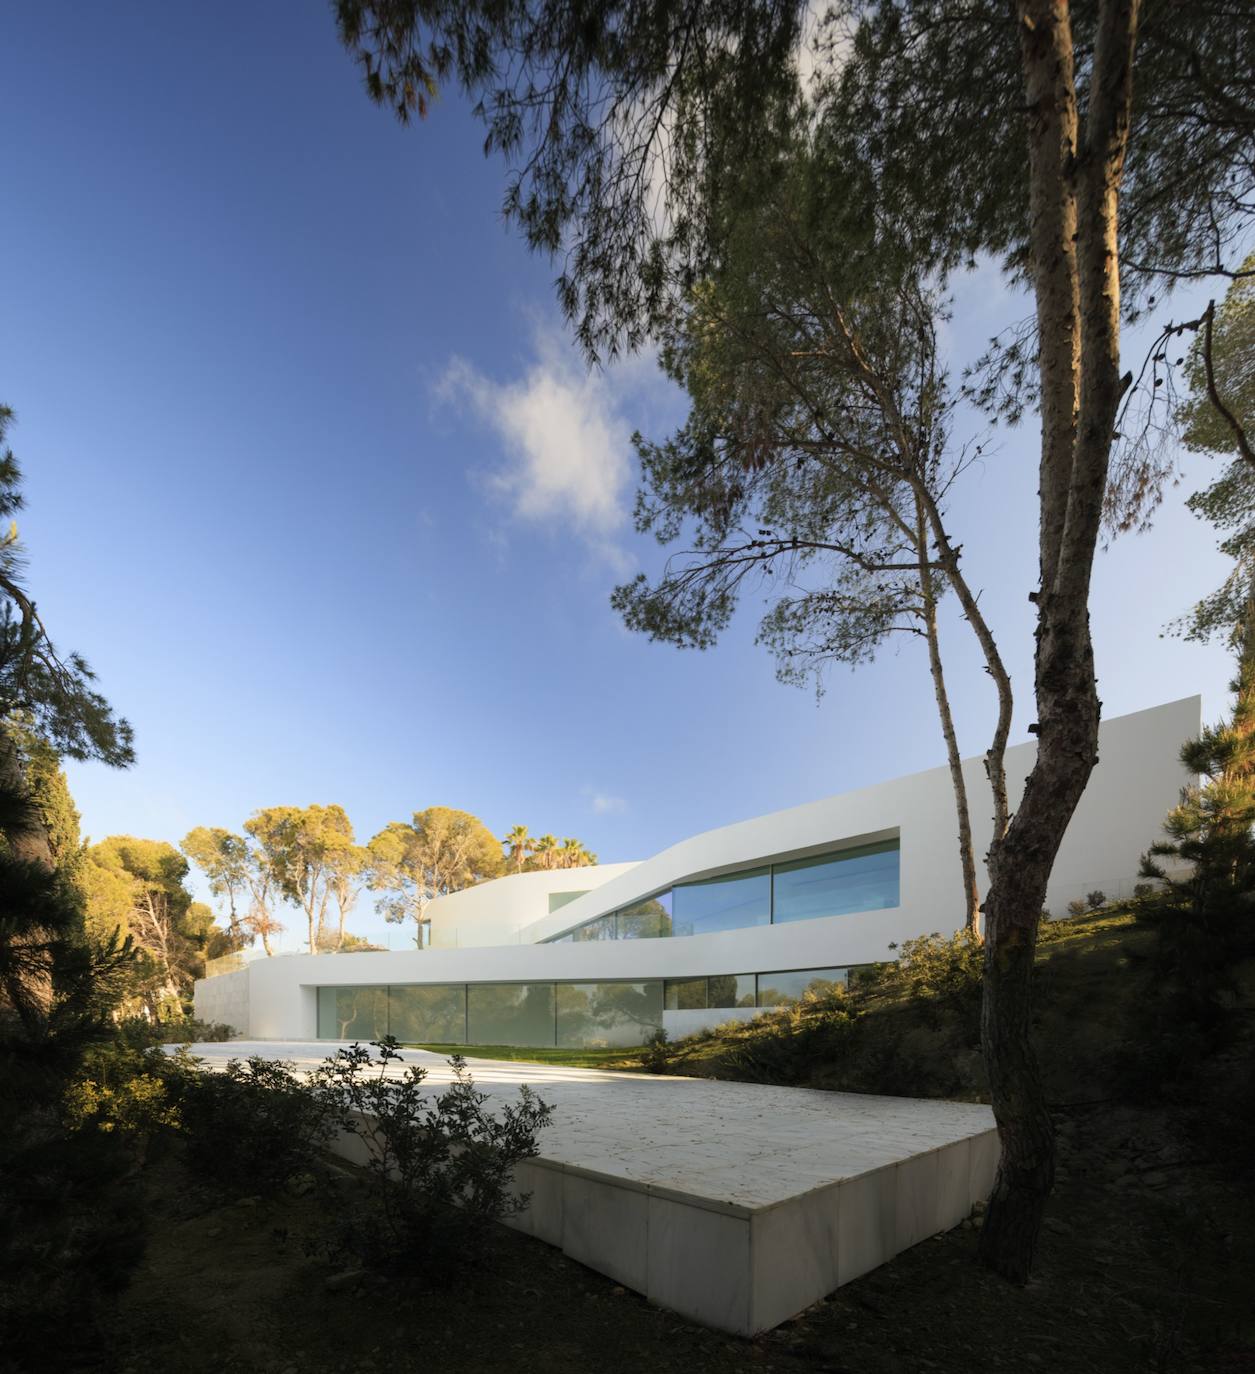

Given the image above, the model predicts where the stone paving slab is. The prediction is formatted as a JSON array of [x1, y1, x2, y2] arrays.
[[177, 1040, 998, 1333]]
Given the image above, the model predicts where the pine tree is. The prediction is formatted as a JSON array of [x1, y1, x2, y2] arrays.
[[1142, 596, 1255, 1025]]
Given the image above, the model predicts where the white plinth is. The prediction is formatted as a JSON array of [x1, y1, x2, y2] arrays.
[[177, 1041, 998, 1335]]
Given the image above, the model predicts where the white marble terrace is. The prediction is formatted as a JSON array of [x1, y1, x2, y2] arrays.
[[177, 1040, 998, 1335]]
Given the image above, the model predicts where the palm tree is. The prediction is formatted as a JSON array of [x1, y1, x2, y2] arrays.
[[503, 824, 533, 873], [532, 834, 559, 871], [559, 837, 597, 868]]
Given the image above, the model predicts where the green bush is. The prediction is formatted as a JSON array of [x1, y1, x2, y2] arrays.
[[116, 1015, 233, 1049], [880, 930, 983, 1034], [640, 1027, 671, 1074], [168, 1052, 333, 1193], [0, 1111, 145, 1373], [310, 1038, 552, 1278], [63, 1041, 181, 1162]]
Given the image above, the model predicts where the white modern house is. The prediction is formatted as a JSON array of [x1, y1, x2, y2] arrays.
[[195, 696, 1199, 1048]]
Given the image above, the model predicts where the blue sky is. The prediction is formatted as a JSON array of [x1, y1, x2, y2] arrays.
[[1, 4, 1235, 947]]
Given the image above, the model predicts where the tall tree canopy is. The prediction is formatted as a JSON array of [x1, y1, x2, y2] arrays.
[[182, 824, 285, 957], [81, 837, 211, 1019], [367, 807, 504, 947], [0, 408, 135, 1056], [0, 408, 133, 773], [610, 107, 1013, 928], [1173, 256, 1255, 644], [180, 827, 252, 945], [244, 806, 358, 957]]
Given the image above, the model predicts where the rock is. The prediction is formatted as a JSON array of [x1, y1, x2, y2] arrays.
[[324, 1269, 365, 1294], [971, 1199, 988, 1217], [1141, 1171, 1169, 1187], [206, 1227, 222, 1239], [1044, 1217, 1073, 1236], [611, 1285, 627, 1296]]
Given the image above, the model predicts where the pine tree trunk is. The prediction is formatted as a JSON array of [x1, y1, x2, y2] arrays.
[[917, 506, 982, 933], [979, 607, 1099, 1278], [980, 0, 1140, 1283]]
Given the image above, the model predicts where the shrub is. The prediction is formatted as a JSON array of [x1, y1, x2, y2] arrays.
[[169, 1053, 333, 1193], [640, 1027, 672, 1074], [116, 1015, 233, 1049], [310, 1038, 551, 1277], [1085, 890, 1108, 911], [882, 930, 983, 1031], [0, 1110, 145, 1371], [64, 1059, 180, 1143]]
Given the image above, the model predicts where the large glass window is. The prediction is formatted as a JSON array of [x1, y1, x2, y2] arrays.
[[556, 981, 663, 1047], [672, 868, 770, 937], [388, 984, 466, 1043], [572, 914, 616, 942], [664, 977, 707, 1010], [757, 967, 849, 1007], [616, 891, 673, 939], [467, 982, 557, 1046], [317, 985, 388, 1040], [707, 973, 757, 1008], [772, 841, 900, 923]]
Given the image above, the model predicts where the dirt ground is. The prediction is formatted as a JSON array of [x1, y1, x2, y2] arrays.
[[104, 1096, 1252, 1374]]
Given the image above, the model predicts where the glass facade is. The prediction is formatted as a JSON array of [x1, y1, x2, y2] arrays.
[[556, 981, 665, 1047], [387, 983, 466, 1043], [664, 977, 708, 1010], [314, 967, 861, 1045], [708, 972, 757, 1008], [468, 982, 557, 1047], [317, 985, 388, 1041], [665, 974, 758, 1010], [572, 914, 616, 942], [617, 892, 673, 939], [461, 983, 555, 1044], [756, 967, 849, 1007], [772, 841, 899, 923], [673, 869, 770, 937], [545, 837, 899, 944]]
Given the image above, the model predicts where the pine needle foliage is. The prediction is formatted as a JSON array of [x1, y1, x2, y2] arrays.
[[1141, 602, 1255, 1026]]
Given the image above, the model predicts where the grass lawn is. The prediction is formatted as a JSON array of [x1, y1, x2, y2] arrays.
[[402, 1042, 646, 1070]]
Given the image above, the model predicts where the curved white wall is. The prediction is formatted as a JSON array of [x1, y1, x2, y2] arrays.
[[425, 863, 640, 947], [197, 696, 1199, 1041]]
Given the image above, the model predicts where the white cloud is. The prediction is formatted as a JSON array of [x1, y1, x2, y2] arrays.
[[437, 326, 639, 568], [589, 791, 627, 815]]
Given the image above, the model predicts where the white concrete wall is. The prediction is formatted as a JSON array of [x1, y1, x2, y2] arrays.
[[426, 863, 640, 947], [521, 695, 1199, 942], [203, 696, 1199, 1040], [192, 966, 250, 1036]]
